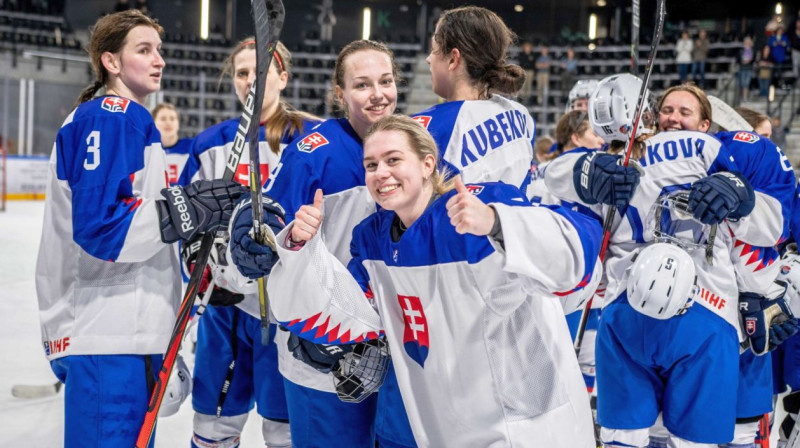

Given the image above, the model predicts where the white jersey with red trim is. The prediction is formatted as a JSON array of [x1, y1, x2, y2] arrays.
[[544, 130, 745, 333], [267, 183, 601, 447], [36, 96, 181, 360]]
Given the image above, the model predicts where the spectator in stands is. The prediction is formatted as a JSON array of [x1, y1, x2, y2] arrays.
[[560, 48, 579, 102], [757, 44, 774, 97], [691, 29, 709, 87], [738, 36, 755, 102], [675, 31, 693, 84], [535, 45, 552, 105], [770, 25, 790, 86], [518, 41, 536, 105]]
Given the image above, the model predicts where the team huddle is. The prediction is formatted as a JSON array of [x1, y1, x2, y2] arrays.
[[32, 4, 800, 448]]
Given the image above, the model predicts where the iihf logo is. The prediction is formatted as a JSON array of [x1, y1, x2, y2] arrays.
[[298, 132, 329, 153], [781, 265, 792, 276]]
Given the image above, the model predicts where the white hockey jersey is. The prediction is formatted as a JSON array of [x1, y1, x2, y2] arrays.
[[544, 130, 748, 333], [267, 183, 600, 447], [411, 94, 535, 192], [36, 96, 181, 360]]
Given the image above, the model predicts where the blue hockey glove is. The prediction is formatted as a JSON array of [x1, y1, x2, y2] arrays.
[[688, 172, 755, 225], [157, 179, 247, 243], [739, 292, 799, 356], [573, 151, 640, 208], [229, 195, 286, 279], [286, 331, 354, 373]]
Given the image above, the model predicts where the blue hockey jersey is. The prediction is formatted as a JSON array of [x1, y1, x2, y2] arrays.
[[267, 182, 600, 447], [36, 96, 181, 360], [164, 137, 193, 186]]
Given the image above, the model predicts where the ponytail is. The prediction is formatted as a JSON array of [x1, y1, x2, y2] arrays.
[[74, 81, 104, 108]]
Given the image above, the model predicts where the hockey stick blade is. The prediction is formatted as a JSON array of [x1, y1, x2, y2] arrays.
[[707, 95, 754, 132], [134, 1, 285, 447], [11, 381, 62, 399], [575, 0, 666, 356]]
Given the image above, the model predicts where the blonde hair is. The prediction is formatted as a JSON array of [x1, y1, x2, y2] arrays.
[[221, 37, 319, 154], [657, 83, 712, 131], [554, 110, 591, 155], [75, 9, 164, 107], [364, 115, 454, 195]]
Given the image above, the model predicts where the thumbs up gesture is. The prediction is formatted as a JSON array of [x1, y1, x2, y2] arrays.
[[291, 189, 324, 244], [446, 177, 495, 236]]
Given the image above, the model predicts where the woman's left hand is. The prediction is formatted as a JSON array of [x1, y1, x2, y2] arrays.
[[446, 176, 495, 236]]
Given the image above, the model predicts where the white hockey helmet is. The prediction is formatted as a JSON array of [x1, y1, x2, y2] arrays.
[[777, 248, 800, 316], [589, 73, 655, 144], [333, 338, 390, 403], [158, 355, 192, 417], [566, 79, 599, 113], [627, 242, 698, 319]]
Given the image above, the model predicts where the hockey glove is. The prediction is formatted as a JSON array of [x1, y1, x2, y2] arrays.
[[776, 251, 800, 316], [688, 172, 755, 225], [157, 179, 247, 243], [181, 234, 245, 307], [229, 196, 286, 279], [573, 151, 640, 208], [739, 292, 799, 356], [286, 331, 353, 373]]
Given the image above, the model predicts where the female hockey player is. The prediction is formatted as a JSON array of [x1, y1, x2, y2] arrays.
[[152, 102, 193, 186], [223, 39, 400, 448], [181, 38, 319, 448], [658, 84, 797, 448], [543, 74, 758, 447], [35, 9, 245, 448], [259, 114, 600, 447], [414, 5, 534, 193], [377, 7, 540, 445]]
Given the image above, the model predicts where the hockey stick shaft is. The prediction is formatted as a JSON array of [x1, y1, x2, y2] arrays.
[[247, 0, 285, 346], [574, 0, 666, 356], [631, 0, 640, 76], [135, 2, 282, 446]]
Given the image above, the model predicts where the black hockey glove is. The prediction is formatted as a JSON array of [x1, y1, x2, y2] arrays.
[[739, 292, 799, 356], [230, 195, 286, 279], [688, 172, 755, 225], [157, 179, 247, 243], [286, 331, 354, 373], [180, 234, 245, 307], [573, 151, 640, 208]]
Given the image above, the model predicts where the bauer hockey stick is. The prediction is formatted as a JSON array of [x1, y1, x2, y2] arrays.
[[134, 1, 285, 446], [574, 0, 666, 356], [247, 0, 285, 346], [11, 381, 61, 399]]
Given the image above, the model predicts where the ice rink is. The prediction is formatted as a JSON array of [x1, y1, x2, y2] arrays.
[[0, 201, 264, 447], [0, 200, 790, 447]]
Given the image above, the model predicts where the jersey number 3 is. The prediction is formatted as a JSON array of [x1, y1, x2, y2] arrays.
[[84, 130, 100, 170]]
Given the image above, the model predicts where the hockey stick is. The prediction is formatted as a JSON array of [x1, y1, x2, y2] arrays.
[[631, 0, 640, 76], [708, 94, 755, 132], [574, 0, 667, 356], [134, 1, 284, 446], [247, 0, 284, 346], [11, 381, 62, 399]]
